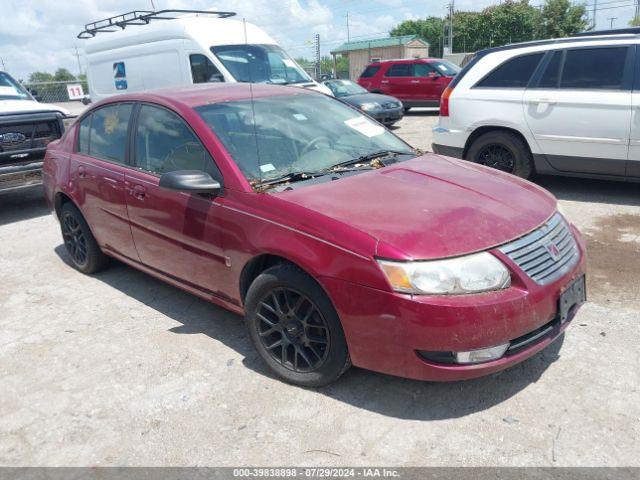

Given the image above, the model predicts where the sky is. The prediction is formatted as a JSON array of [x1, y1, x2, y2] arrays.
[[0, 0, 636, 81]]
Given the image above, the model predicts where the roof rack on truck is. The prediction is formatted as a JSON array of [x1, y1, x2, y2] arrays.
[[77, 10, 237, 39]]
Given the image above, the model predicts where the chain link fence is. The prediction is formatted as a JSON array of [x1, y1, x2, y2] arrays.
[[21, 80, 89, 104]]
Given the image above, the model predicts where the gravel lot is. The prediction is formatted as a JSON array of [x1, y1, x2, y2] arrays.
[[1, 111, 638, 467]]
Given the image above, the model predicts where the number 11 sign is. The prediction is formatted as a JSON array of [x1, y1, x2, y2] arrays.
[[66, 84, 85, 100]]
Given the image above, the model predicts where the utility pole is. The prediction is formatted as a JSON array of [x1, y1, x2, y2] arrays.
[[608, 17, 617, 29], [346, 12, 350, 42], [444, 1, 454, 55], [592, 0, 597, 29], [636, 0, 640, 21], [0, 56, 6, 71], [314, 33, 321, 81], [73, 45, 83, 76]]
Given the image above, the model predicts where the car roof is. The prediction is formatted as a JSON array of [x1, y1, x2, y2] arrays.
[[372, 58, 438, 65], [89, 83, 317, 110]]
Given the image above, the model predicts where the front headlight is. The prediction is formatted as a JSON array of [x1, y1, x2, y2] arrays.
[[360, 102, 381, 111], [377, 252, 511, 295]]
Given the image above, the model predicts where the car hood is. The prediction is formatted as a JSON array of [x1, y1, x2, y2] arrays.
[[274, 154, 557, 260], [340, 93, 398, 106], [0, 99, 69, 116]]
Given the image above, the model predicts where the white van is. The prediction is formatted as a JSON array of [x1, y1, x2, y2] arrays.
[[80, 10, 332, 101]]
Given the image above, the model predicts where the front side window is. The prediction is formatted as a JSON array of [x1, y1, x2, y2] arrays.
[[134, 104, 219, 177], [560, 47, 627, 90], [413, 63, 435, 77], [88, 103, 133, 165], [78, 115, 91, 154], [0, 72, 30, 100], [385, 64, 412, 77], [211, 44, 311, 85], [476, 53, 544, 88], [430, 60, 461, 76], [190, 54, 224, 84], [196, 94, 414, 184], [360, 65, 380, 78]]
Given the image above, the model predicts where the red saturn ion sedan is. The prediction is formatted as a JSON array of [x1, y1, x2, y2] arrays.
[[43, 84, 586, 386]]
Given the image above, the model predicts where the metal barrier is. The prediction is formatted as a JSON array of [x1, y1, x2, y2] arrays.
[[21, 80, 89, 104]]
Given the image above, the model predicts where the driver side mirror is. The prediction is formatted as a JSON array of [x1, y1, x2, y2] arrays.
[[428, 71, 439, 80], [159, 170, 221, 195]]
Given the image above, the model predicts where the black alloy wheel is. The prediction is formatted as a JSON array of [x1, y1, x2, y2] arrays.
[[475, 144, 516, 173], [465, 130, 534, 179], [59, 202, 109, 274], [61, 211, 89, 267]]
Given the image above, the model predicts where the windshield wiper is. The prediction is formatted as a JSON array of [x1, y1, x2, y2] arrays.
[[254, 167, 375, 190], [327, 149, 415, 171]]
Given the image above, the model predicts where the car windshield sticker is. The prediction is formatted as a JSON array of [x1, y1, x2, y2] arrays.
[[260, 163, 276, 173], [293, 113, 307, 121], [344, 116, 385, 138], [113, 62, 127, 90], [282, 59, 296, 68]]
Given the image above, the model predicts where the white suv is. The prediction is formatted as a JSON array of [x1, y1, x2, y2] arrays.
[[432, 30, 640, 181]]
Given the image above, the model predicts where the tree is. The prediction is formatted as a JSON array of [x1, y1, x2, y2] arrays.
[[540, 0, 589, 38], [390, 17, 445, 57], [28, 71, 54, 83], [629, 16, 640, 26], [53, 68, 76, 82]]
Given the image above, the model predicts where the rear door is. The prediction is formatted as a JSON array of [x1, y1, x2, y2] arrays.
[[124, 103, 228, 295], [523, 46, 633, 176], [70, 103, 139, 260], [380, 63, 413, 100]]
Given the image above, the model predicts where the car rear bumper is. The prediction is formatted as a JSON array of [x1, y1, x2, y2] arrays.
[[0, 161, 44, 193], [319, 228, 587, 381]]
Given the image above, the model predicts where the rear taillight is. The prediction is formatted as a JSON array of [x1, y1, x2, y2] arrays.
[[440, 87, 453, 117]]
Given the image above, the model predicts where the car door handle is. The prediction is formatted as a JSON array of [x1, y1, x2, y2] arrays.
[[411, 80, 421, 84], [381, 80, 389, 84], [77, 165, 87, 178], [132, 185, 147, 200], [529, 98, 557, 105]]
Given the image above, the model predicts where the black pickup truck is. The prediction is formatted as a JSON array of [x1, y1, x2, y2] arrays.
[[1, 71, 68, 193]]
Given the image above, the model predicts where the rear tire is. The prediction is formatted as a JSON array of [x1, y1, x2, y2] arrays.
[[244, 264, 350, 387], [59, 202, 109, 274], [465, 131, 534, 179]]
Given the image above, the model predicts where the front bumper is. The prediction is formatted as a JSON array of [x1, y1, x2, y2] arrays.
[[320, 226, 587, 381], [0, 161, 44, 193], [369, 107, 404, 125]]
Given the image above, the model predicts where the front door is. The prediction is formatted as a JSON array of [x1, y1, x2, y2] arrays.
[[380, 63, 413, 101], [523, 46, 633, 176], [411, 62, 443, 104], [70, 103, 138, 260], [124, 103, 227, 295]]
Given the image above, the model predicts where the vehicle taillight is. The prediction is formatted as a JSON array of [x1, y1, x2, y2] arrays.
[[440, 87, 453, 117]]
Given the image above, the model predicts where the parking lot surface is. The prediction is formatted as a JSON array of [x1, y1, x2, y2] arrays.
[[1, 112, 638, 466]]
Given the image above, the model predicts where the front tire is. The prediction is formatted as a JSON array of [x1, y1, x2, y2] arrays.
[[244, 264, 350, 387], [465, 131, 534, 179], [59, 202, 109, 274]]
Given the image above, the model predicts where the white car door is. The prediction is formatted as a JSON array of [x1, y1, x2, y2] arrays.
[[523, 46, 633, 177], [627, 46, 640, 178]]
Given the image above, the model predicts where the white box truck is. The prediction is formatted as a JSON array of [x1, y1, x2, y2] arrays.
[[79, 9, 332, 101]]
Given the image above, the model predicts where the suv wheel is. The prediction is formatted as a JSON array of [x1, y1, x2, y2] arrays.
[[244, 264, 351, 387], [466, 131, 534, 179], [59, 202, 109, 274]]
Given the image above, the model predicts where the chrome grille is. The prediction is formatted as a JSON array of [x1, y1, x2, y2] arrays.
[[499, 213, 579, 285]]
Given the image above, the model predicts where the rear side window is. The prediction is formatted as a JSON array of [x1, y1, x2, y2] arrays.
[[360, 65, 380, 78], [560, 47, 627, 90], [134, 104, 220, 178], [476, 53, 544, 88], [77, 115, 91, 154], [88, 103, 133, 165], [190, 54, 224, 84], [538, 51, 563, 89], [385, 64, 412, 77]]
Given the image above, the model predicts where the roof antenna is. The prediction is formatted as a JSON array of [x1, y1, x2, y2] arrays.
[[244, 18, 262, 187]]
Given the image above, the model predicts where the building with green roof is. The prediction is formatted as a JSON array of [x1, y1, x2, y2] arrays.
[[330, 35, 430, 80]]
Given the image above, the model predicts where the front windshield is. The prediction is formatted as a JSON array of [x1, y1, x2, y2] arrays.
[[0, 72, 31, 101], [211, 44, 312, 85], [431, 60, 461, 76], [196, 94, 414, 184], [325, 80, 368, 97]]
